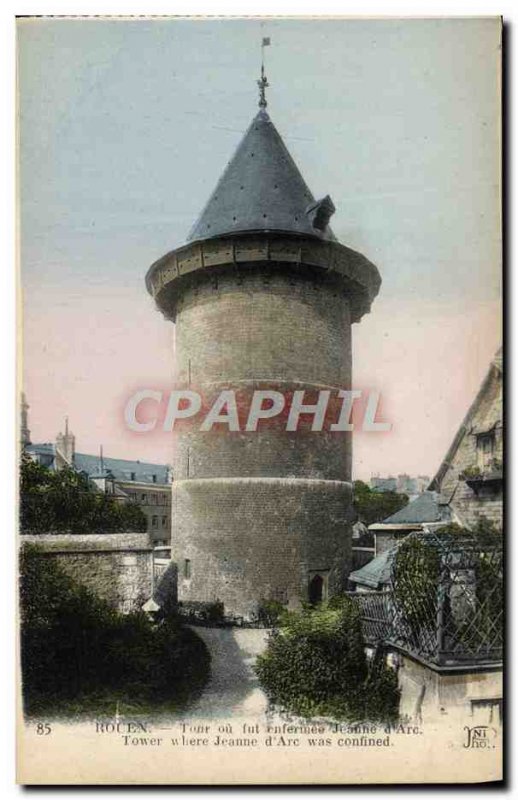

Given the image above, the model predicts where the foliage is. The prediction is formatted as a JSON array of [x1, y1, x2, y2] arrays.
[[204, 600, 225, 623], [353, 480, 408, 527], [462, 461, 502, 479], [20, 454, 147, 533], [393, 536, 441, 631], [256, 598, 287, 627], [470, 517, 502, 542], [455, 518, 503, 654], [20, 545, 210, 717], [255, 598, 399, 722], [461, 465, 482, 479], [392, 520, 502, 661], [178, 599, 225, 624]]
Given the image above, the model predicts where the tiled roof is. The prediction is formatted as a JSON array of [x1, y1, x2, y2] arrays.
[[187, 109, 336, 244], [26, 444, 169, 485], [377, 491, 449, 526], [73, 453, 169, 485], [349, 546, 397, 589], [26, 443, 54, 454]]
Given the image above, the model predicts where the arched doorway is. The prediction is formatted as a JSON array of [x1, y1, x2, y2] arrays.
[[308, 574, 324, 605]]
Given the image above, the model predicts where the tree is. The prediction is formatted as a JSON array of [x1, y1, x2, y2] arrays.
[[19, 544, 210, 716], [353, 480, 408, 526], [20, 454, 147, 533]]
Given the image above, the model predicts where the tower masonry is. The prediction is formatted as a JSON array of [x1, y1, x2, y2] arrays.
[[145, 95, 381, 618]]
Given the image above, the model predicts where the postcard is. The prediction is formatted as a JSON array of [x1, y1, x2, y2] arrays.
[[16, 15, 503, 785]]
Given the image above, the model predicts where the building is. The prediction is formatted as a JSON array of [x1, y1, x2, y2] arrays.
[[367, 490, 452, 557], [370, 476, 398, 493], [351, 520, 375, 572], [370, 473, 430, 498], [429, 348, 503, 530], [348, 544, 396, 593], [24, 417, 172, 545], [145, 77, 381, 618], [350, 347, 503, 584], [348, 529, 502, 724]]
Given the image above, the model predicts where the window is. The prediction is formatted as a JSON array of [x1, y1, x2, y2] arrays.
[[141, 493, 147, 503], [184, 558, 191, 579], [131, 472, 136, 481], [152, 474, 157, 483], [162, 516, 167, 527], [477, 432, 495, 470], [152, 515, 158, 528]]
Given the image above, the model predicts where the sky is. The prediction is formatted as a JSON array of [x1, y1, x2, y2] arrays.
[[18, 16, 502, 481]]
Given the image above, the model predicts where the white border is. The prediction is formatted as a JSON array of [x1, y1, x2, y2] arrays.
[[2, 2, 514, 797]]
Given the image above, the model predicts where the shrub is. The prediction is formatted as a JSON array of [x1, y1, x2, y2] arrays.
[[255, 598, 399, 722], [461, 465, 481, 479], [20, 545, 210, 717], [178, 600, 225, 624], [256, 598, 286, 627]]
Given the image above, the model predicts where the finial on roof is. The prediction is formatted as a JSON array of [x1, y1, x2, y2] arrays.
[[257, 37, 270, 108]]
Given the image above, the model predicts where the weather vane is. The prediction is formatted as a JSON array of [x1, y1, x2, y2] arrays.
[[257, 36, 271, 108]]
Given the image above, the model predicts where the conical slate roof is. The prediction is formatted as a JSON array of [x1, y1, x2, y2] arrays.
[[187, 109, 336, 244]]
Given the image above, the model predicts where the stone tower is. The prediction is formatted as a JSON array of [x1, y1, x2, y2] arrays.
[[146, 86, 381, 619]]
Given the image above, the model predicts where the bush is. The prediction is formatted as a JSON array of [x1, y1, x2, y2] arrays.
[[256, 598, 286, 627], [20, 545, 210, 717], [255, 598, 399, 722], [178, 600, 225, 624]]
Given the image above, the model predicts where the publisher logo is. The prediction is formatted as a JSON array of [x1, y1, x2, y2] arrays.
[[463, 726, 497, 749]]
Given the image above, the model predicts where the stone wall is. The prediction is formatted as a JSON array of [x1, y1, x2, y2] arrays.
[[397, 651, 502, 726], [20, 533, 154, 614], [167, 262, 354, 618], [174, 266, 352, 388], [436, 364, 503, 530], [172, 477, 352, 618]]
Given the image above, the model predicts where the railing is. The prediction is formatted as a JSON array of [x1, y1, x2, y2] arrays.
[[346, 535, 503, 669], [345, 591, 393, 645]]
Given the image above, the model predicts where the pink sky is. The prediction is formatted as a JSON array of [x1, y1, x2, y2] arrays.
[[19, 18, 502, 482], [22, 283, 501, 482]]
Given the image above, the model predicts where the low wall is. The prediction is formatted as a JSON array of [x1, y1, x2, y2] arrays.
[[396, 650, 502, 726], [20, 533, 154, 614]]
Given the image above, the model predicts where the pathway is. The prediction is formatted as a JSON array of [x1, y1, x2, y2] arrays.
[[188, 627, 270, 719]]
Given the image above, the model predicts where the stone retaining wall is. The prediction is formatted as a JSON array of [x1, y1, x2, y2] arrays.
[[20, 533, 154, 614]]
